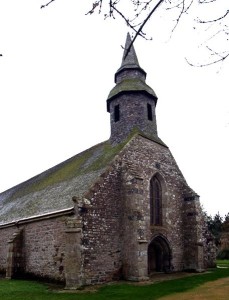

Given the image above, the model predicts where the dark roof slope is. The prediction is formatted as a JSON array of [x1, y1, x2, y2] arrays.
[[107, 78, 157, 104], [0, 140, 125, 225]]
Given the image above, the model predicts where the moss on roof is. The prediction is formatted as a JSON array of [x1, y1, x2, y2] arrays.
[[2, 140, 127, 201], [0, 131, 167, 225], [107, 78, 157, 101], [0, 139, 130, 225]]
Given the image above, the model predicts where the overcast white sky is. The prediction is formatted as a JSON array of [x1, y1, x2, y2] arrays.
[[0, 0, 228, 216]]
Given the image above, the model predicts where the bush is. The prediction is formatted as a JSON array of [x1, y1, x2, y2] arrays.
[[217, 248, 229, 259]]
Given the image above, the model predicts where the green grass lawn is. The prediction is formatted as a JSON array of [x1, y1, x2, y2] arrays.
[[217, 259, 229, 268], [0, 268, 229, 300]]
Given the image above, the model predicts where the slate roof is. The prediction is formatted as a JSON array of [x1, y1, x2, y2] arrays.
[[108, 33, 157, 109], [0, 140, 125, 226], [115, 32, 146, 79], [107, 78, 157, 109], [0, 131, 167, 227]]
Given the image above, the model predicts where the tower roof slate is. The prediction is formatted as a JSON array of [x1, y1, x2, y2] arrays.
[[107, 33, 157, 110], [115, 32, 146, 82], [117, 33, 144, 72], [107, 78, 157, 111]]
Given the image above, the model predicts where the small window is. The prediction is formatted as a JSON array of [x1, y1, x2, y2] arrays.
[[114, 104, 120, 122], [147, 103, 153, 121]]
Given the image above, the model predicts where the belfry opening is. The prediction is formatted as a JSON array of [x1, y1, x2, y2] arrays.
[[148, 236, 172, 274]]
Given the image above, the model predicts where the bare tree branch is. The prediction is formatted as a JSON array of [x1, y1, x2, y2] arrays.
[[39, 0, 229, 66], [111, 5, 144, 37], [198, 0, 217, 3], [197, 10, 229, 24], [86, 1, 100, 15], [41, 0, 56, 9], [185, 50, 229, 67], [130, 0, 154, 23], [123, 0, 165, 60]]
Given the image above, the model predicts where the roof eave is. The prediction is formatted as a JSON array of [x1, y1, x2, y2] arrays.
[[0, 207, 75, 229]]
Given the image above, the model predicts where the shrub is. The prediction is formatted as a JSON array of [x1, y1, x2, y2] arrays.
[[217, 248, 229, 259]]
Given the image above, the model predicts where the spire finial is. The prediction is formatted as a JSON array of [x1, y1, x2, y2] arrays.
[[121, 32, 140, 68], [114, 33, 146, 83]]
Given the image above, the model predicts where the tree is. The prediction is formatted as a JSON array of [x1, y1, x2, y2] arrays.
[[207, 213, 223, 246], [222, 212, 229, 232], [217, 212, 229, 259], [41, 0, 229, 66], [206, 212, 229, 249]]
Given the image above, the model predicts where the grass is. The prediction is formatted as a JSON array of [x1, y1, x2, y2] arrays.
[[156, 277, 229, 300], [0, 268, 229, 300], [217, 259, 229, 268]]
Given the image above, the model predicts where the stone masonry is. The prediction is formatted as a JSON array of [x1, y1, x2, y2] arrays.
[[0, 33, 207, 288]]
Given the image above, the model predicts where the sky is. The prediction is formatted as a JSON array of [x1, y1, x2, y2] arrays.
[[0, 0, 228, 217]]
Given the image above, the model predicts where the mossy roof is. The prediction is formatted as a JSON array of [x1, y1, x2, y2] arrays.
[[107, 78, 157, 109], [0, 131, 167, 226], [0, 139, 126, 226]]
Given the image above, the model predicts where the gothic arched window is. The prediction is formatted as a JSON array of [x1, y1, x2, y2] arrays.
[[150, 176, 162, 225]]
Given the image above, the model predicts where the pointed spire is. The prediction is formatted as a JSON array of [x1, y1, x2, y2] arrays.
[[108, 33, 157, 108], [120, 32, 140, 69], [115, 33, 146, 83]]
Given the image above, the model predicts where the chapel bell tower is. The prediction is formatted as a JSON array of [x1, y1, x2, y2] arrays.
[[107, 33, 158, 145]]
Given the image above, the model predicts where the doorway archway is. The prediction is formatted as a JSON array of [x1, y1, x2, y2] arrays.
[[148, 235, 172, 274]]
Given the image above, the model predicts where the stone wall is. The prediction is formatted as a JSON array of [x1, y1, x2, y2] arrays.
[[109, 93, 157, 144], [6, 228, 24, 278], [80, 163, 123, 285], [0, 226, 15, 274], [78, 134, 204, 282], [0, 216, 68, 282], [115, 135, 203, 277], [24, 217, 67, 282], [183, 195, 204, 271]]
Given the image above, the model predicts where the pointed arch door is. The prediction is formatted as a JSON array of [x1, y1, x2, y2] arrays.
[[148, 236, 172, 274]]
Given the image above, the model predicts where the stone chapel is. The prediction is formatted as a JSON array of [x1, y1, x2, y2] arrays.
[[0, 34, 206, 288]]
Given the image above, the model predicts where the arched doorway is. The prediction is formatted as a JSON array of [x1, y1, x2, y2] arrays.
[[148, 236, 171, 274]]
